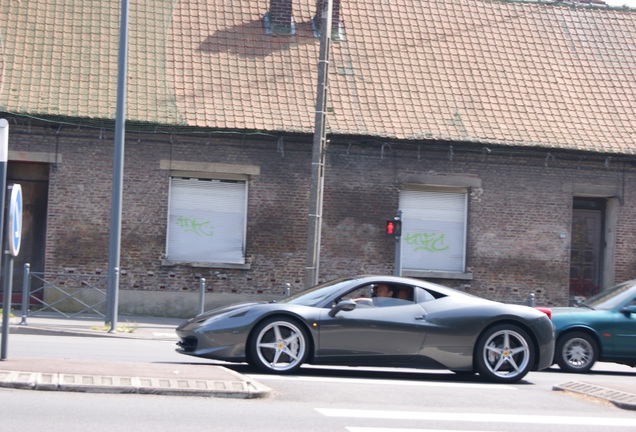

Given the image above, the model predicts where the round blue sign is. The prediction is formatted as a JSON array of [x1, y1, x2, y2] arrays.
[[8, 184, 22, 256]]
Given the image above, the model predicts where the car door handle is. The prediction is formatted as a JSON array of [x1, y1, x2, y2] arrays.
[[415, 315, 426, 320]]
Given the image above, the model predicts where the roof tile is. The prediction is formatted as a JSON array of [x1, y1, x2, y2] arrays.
[[2, 0, 636, 153]]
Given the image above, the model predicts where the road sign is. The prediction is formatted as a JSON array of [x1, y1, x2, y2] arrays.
[[8, 184, 22, 256]]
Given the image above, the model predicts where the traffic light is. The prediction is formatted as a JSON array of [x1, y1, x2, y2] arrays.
[[385, 219, 402, 237]]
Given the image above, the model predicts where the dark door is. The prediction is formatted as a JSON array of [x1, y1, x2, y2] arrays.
[[2, 162, 49, 304], [569, 198, 604, 303]]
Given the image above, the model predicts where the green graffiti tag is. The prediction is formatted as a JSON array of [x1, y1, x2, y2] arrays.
[[176, 216, 214, 237], [404, 232, 449, 253]]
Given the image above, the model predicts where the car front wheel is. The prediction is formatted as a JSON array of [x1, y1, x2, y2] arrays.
[[475, 324, 534, 383], [555, 331, 598, 373], [248, 317, 309, 373]]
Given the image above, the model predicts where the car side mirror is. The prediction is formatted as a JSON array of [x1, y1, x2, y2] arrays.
[[329, 300, 357, 317], [620, 305, 636, 316]]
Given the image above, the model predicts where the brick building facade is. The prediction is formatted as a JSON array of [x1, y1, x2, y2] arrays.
[[3, 1, 636, 316], [6, 120, 635, 316]]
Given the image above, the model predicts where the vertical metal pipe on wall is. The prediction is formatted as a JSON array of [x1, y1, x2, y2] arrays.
[[305, 0, 333, 288]]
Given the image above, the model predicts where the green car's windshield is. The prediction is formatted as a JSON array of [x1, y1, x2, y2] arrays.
[[583, 281, 635, 310], [279, 277, 355, 307]]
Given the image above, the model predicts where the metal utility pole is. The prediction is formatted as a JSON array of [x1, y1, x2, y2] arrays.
[[305, 0, 333, 288], [0, 119, 8, 275], [106, 0, 129, 332], [0, 120, 8, 359]]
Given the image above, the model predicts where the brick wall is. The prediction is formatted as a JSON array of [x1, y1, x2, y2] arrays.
[[8, 123, 636, 308]]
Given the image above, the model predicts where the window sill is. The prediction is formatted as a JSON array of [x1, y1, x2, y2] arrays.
[[161, 260, 251, 270], [402, 270, 473, 281]]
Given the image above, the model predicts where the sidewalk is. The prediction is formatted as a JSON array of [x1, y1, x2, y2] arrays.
[[1, 313, 270, 398], [8, 313, 185, 340]]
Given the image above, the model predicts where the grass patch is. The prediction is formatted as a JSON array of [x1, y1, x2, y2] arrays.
[[0, 309, 15, 317], [90, 321, 138, 333]]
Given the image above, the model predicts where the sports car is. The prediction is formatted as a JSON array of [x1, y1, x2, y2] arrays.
[[176, 275, 555, 383], [551, 280, 636, 373]]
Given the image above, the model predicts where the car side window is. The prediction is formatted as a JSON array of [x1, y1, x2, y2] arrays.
[[413, 287, 436, 303], [393, 285, 413, 302], [339, 283, 415, 307], [340, 285, 374, 302]]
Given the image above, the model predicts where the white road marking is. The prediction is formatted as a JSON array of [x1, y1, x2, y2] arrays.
[[247, 374, 515, 390], [316, 408, 634, 427], [346, 428, 490, 432]]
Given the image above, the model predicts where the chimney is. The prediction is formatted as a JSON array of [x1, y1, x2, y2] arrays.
[[269, 0, 294, 34]]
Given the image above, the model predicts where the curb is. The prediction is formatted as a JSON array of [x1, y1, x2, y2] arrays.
[[554, 381, 636, 411], [0, 369, 270, 399], [8, 323, 179, 341], [4, 321, 270, 399]]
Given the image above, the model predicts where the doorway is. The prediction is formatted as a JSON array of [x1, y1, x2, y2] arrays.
[[1, 162, 49, 304], [569, 198, 605, 303]]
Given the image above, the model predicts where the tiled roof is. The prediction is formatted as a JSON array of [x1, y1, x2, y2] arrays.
[[2, 1, 636, 154]]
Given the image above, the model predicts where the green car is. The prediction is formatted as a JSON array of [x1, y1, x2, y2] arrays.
[[551, 281, 636, 373]]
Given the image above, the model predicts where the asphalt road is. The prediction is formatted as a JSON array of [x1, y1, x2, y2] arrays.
[[2, 333, 635, 431]]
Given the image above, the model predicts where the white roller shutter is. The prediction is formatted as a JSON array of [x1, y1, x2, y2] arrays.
[[399, 189, 467, 273], [166, 177, 246, 264]]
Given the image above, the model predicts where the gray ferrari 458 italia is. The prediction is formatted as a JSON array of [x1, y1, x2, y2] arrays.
[[176, 275, 555, 383]]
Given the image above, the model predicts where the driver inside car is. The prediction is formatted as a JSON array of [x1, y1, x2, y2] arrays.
[[353, 284, 405, 307]]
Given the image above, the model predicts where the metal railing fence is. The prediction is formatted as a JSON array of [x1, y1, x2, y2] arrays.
[[19, 264, 108, 324], [15, 261, 535, 323]]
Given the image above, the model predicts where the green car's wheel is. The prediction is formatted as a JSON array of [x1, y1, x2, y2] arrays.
[[555, 331, 598, 373]]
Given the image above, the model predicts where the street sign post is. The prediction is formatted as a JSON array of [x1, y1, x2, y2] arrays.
[[1, 184, 23, 359], [393, 210, 402, 276]]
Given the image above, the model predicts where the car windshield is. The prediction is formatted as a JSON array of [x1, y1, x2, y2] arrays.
[[583, 281, 636, 310], [279, 278, 356, 307]]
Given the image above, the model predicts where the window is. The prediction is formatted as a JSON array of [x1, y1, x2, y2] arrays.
[[338, 283, 415, 307], [399, 187, 468, 275], [166, 177, 247, 265]]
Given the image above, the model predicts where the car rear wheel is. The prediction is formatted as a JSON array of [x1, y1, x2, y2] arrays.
[[555, 331, 598, 373], [475, 324, 534, 383], [248, 317, 309, 373]]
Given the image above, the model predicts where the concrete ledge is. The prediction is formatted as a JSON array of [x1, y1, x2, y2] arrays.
[[0, 369, 270, 399], [0, 359, 271, 399], [554, 381, 636, 411], [37, 289, 285, 318]]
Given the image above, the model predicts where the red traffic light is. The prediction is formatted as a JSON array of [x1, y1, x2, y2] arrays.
[[386, 221, 395, 235], [386, 219, 401, 236]]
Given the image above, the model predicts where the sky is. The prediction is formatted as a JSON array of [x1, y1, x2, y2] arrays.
[[603, 0, 636, 6]]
